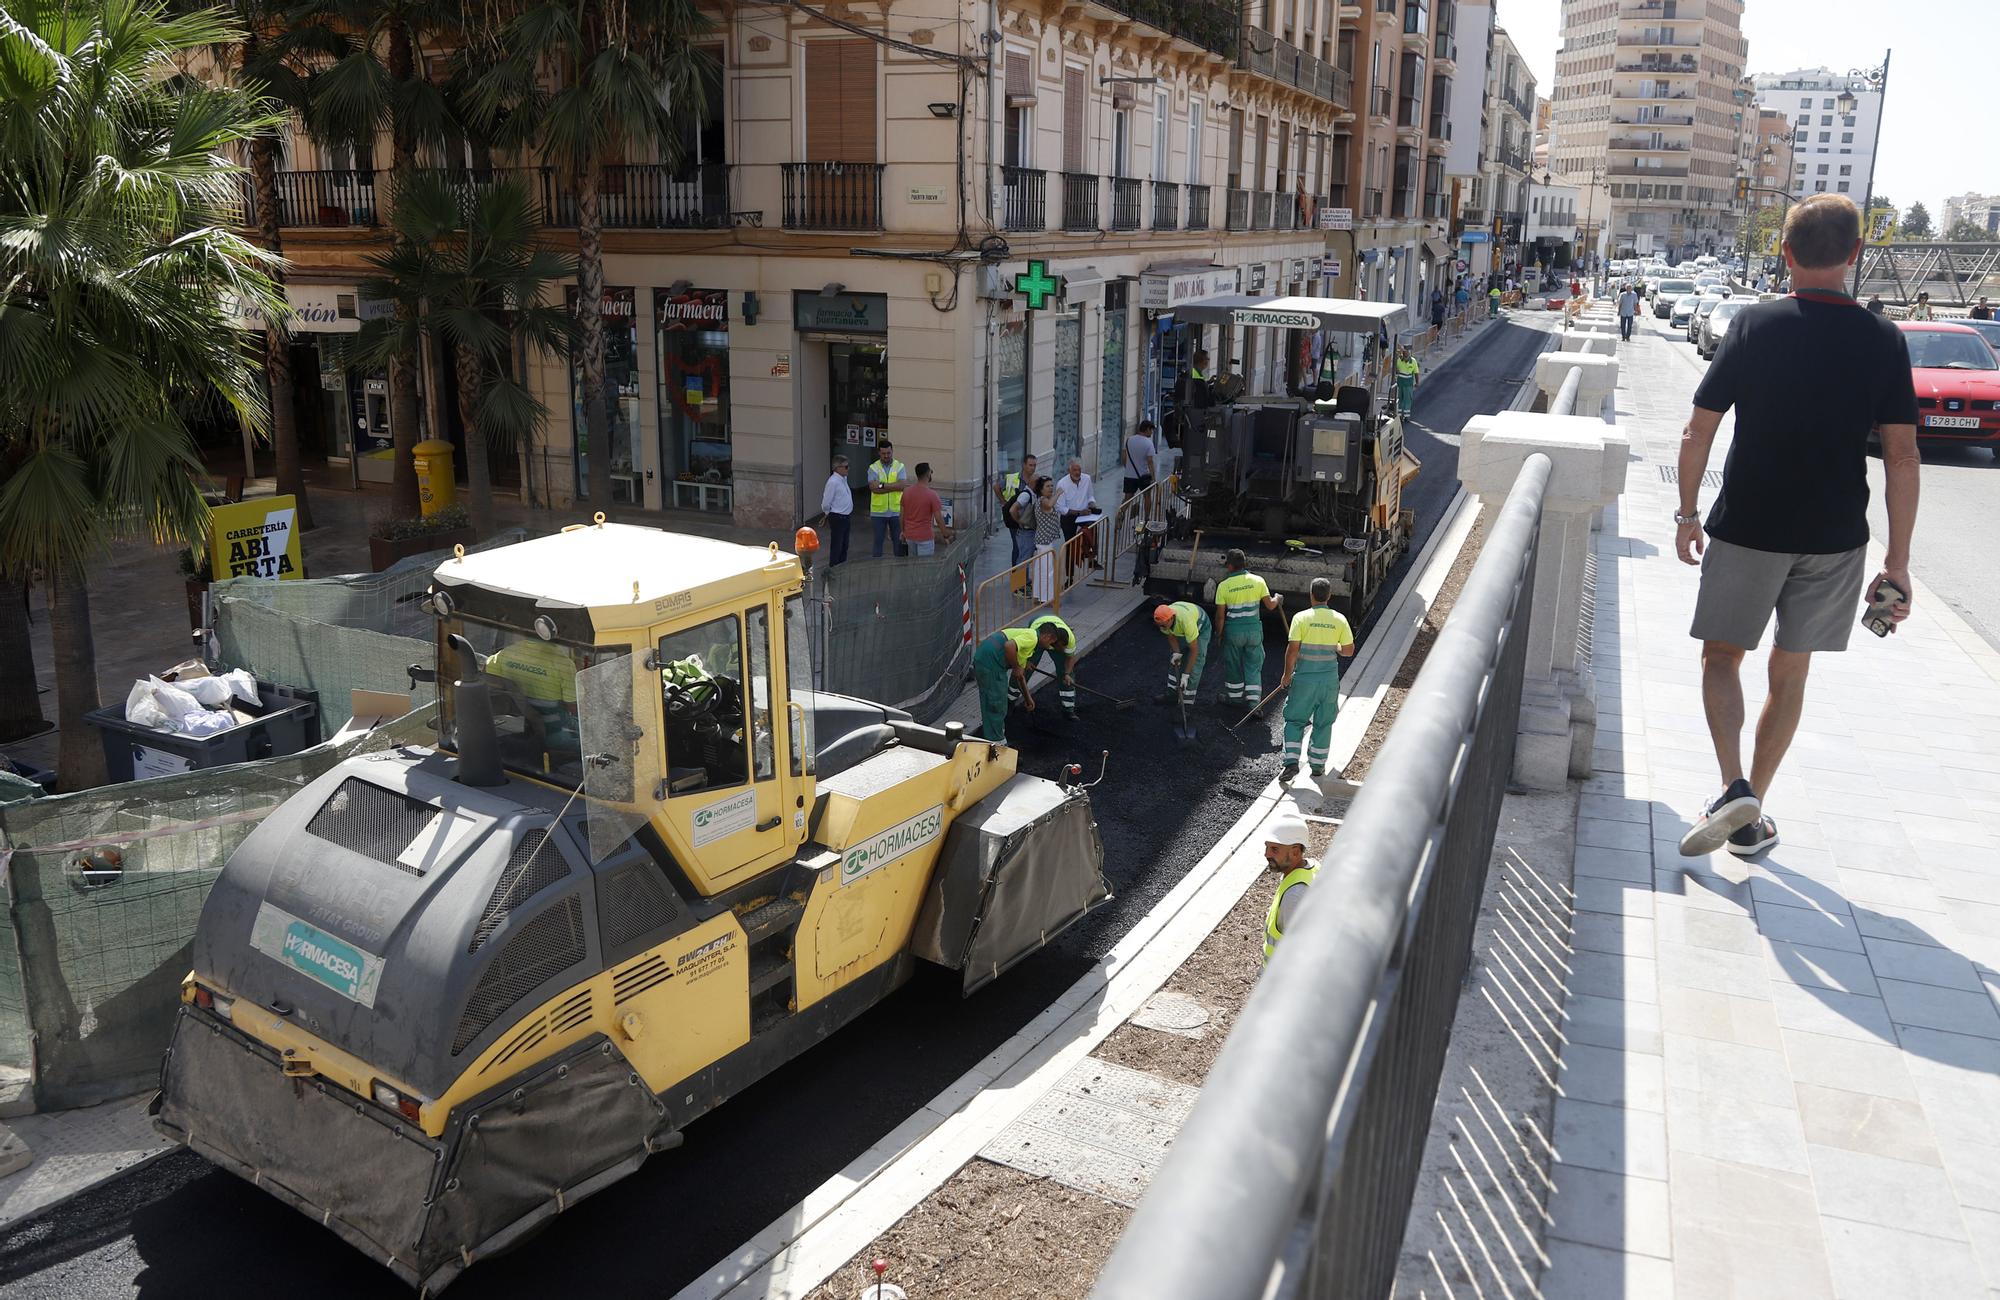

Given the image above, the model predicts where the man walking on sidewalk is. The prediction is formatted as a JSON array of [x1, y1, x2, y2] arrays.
[[1276, 578, 1354, 783], [1674, 194, 1920, 857], [1215, 549, 1281, 706], [1618, 282, 1639, 341]]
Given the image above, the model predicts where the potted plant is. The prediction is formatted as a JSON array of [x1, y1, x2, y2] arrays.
[[368, 505, 473, 572]]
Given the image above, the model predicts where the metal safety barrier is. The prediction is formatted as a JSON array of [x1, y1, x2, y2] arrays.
[[1094, 453, 1551, 1300]]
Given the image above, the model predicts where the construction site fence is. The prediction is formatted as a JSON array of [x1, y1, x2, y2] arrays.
[[1095, 454, 1549, 1300], [0, 707, 440, 1112], [209, 530, 525, 732], [808, 527, 987, 721]]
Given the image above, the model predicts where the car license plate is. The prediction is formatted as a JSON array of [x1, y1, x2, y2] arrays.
[[1926, 415, 1981, 429]]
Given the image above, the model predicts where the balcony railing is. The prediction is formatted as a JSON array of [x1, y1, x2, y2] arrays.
[[1369, 85, 1392, 118], [1614, 112, 1695, 126], [1002, 165, 1045, 232], [781, 162, 883, 231], [1617, 60, 1697, 74], [1111, 176, 1142, 231], [1366, 187, 1385, 217], [1239, 31, 1351, 108], [265, 169, 379, 226], [1327, 182, 1350, 210], [1608, 163, 1690, 177], [1094, 0, 1240, 59], [1253, 190, 1274, 229], [1061, 172, 1100, 232], [1461, 206, 1486, 225], [1608, 138, 1690, 152], [1617, 31, 1697, 46], [1152, 180, 1180, 230], [1187, 184, 1212, 230], [1226, 186, 1250, 231], [544, 163, 730, 229]]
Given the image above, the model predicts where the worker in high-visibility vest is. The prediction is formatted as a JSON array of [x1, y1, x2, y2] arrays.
[[1277, 577, 1355, 783], [1261, 810, 1317, 963], [1153, 599, 1209, 706], [1488, 283, 1502, 318], [1214, 549, 1281, 706], [1014, 614, 1077, 718], [972, 620, 1070, 742], [488, 638, 581, 749], [1394, 345, 1421, 418], [867, 439, 908, 558]]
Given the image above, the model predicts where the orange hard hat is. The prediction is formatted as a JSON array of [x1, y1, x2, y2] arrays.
[[794, 526, 821, 553], [1152, 604, 1175, 626]]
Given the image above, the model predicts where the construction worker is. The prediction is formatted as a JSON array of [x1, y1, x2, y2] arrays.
[[488, 638, 581, 749], [1276, 577, 1355, 782], [867, 439, 908, 558], [1152, 599, 1209, 706], [972, 620, 1069, 742], [1214, 550, 1281, 707], [1394, 344, 1420, 418], [1020, 614, 1078, 718], [1261, 810, 1317, 963]]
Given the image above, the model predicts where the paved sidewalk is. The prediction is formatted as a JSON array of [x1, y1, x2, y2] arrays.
[[1542, 323, 2000, 1298]]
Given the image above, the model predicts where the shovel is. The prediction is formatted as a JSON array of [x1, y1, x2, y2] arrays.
[[1030, 667, 1136, 711], [1172, 676, 1197, 743]]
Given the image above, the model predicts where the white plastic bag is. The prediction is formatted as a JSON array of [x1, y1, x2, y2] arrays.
[[147, 677, 204, 725], [125, 680, 172, 732], [180, 675, 234, 708], [217, 668, 260, 706], [176, 709, 235, 736]]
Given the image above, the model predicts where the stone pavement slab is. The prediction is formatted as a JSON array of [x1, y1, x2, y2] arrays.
[[1546, 320, 2000, 1295]]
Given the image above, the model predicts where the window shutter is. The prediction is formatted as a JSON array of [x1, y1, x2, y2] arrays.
[[806, 39, 877, 162], [1006, 51, 1033, 104], [1063, 66, 1087, 173]]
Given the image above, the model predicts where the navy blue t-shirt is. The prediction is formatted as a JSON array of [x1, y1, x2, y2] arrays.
[[1692, 293, 1918, 554]]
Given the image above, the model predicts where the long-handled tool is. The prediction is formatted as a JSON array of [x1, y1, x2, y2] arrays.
[[1229, 683, 1285, 731], [1182, 530, 1205, 601], [1029, 667, 1136, 711], [1172, 673, 1196, 743]]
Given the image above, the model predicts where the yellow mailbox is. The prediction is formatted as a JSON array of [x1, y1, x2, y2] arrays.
[[412, 439, 456, 517]]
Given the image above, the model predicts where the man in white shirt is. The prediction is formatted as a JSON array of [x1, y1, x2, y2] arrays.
[[1617, 284, 1640, 341], [1056, 459, 1100, 570], [820, 454, 853, 566]]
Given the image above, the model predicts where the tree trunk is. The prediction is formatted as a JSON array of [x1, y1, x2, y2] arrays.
[[575, 163, 615, 512], [385, 17, 424, 521], [455, 344, 493, 537], [0, 572, 44, 742], [47, 571, 105, 792], [248, 130, 313, 531]]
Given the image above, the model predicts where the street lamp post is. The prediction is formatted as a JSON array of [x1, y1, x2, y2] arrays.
[[1840, 51, 1891, 296]]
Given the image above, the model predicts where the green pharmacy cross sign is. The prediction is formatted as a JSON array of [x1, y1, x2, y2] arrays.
[[1013, 259, 1062, 310]]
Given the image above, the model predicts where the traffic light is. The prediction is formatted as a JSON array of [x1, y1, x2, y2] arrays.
[[1735, 176, 1750, 204]]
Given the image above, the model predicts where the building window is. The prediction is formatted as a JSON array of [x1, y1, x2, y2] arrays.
[[1820, 114, 1832, 126], [570, 286, 640, 504], [1837, 182, 1850, 192], [996, 318, 1028, 475], [1053, 310, 1081, 464], [1821, 98, 1833, 109], [1815, 181, 1826, 192], [1843, 115, 1855, 127], [1841, 132, 1853, 143], [656, 288, 732, 513], [1099, 282, 1127, 478], [1817, 164, 1828, 174], [1819, 132, 1830, 143], [1187, 101, 1204, 185], [1839, 164, 1851, 175], [1798, 97, 1810, 107]]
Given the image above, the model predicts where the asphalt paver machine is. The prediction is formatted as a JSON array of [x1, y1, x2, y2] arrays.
[[1149, 296, 1422, 621], [152, 521, 1110, 1293]]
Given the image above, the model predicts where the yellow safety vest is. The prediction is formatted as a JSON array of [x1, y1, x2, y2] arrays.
[[1288, 605, 1353, 675], [1263, 864, 1318, 961], [1161, 601, 1205, 643], [1215, 572, 1271, 633], [868, 459, 907, 515], [487, 640, 578, 705], [1030, 614, 1074, 652], [999, 627, 1041, 663], [1396, 357, 1420, 379]]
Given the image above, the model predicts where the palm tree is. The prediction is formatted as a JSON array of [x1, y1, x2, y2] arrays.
[[296, 0, 462, 519], [468, 0, 710, 511], [356, 173, 574, 535], [0, 0, 283, 790]]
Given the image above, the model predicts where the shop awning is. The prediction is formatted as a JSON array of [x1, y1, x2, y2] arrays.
[[1171, 294, 1409, 335], [1061, 265, 1108, 304], [1423, 237, 1455, 261]]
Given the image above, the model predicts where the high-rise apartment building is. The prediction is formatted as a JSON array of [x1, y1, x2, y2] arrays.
[[1468, 25, 1534, 275], [1751, 67, 1881, 206], [1549, 0, 1749, 261], [1942, 193, 2000, 236]]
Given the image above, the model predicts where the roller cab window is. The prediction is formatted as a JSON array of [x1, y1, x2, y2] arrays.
[[437, 614, 628, 785], [658, 607, 775, 795]]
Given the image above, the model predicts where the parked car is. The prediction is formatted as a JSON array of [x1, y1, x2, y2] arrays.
[[1652, 278, 1697, 312], [1899, 322, 2000, 450], [1686, 292, 1727, 342], [1670, 293, 1702, 330], [1958, 317, 2000, 358], [1698, 299, 1749, 359]]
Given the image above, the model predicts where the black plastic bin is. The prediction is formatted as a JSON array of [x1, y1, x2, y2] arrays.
[[86, 681, 322, 783]]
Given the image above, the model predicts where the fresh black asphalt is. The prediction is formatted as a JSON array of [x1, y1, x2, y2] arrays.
[[0, 315, 1553, 1299]]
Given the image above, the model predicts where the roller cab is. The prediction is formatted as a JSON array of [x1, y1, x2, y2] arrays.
[[153, 522, 1110, 1293]]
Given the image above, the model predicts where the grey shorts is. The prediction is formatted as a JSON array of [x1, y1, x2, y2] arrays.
[[1690, 539, 1868, 653]]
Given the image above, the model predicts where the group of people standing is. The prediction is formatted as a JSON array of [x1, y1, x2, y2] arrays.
[[817, 439, 951, 566]]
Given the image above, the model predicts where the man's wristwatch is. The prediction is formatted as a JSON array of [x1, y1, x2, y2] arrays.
[[1673, 511, 1701, 526]]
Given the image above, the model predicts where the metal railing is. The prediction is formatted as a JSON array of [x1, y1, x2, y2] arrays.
[[1369, 85, 1392, 118], [1253, 190, 1274, 229], [266, 169, 379, 226], [1152, 180, 1180, 230], [1089, 476, 1178, 591], [1094, 453, 1548, 1300], [781, 161, 884, 230], [1187, 184, 1212, 230], [1062, 172, 1101, 232], [545, 163, 730, 229], [1003, 166, 1046, 231], [1111, 176, 1143, 230], [1226, 186, 1251, 231]]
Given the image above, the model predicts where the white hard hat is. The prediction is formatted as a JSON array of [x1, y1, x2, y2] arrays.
[[1264, 812, 1310, 849]]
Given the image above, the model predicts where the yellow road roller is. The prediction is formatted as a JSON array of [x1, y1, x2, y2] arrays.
[[152, 521, 1110, 1293]]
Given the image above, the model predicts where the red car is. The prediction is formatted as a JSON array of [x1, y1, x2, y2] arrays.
[[1899, 322, 2000, 451]]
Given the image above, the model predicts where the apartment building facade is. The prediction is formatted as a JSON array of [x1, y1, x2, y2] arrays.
[[1943, 193, 2000, 237], [253, 0, 1362, 531], [1442, 0, 1491, 276], [1465, 25, 1533, 277], [1550, 0, 1749, 261], [1751, 66, 1879, 207]]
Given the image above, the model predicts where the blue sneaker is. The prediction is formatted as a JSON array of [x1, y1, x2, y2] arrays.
[[1679, 779, 1760, 856]]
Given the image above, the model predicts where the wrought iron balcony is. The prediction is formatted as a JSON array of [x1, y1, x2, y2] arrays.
[[545, 163, 731, 229], [1002, 165, 1045, 232], [1370, 85, 1393, 118], [1094, 0, 1240, 59], [1061, 172, 1100, 232], [1238, 30, 1353, 107], [1253, 190, 1274, 229], [1187, 184, 1212, 230], [781, 162, 883, 231], [1111, 176, 1142, 231], [263, 169, 379, 227], [1226, 186, 1251, 231], [1152, 180, 1180, 231]]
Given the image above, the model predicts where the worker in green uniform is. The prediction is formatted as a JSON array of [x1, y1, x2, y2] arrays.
[[1015, 614, 1078, 718], [1153, 599, 1209, 706], [1277, 577, 1355, 782], [1394, 345, 1420, 418], [488, 638, 580, 747], [1213, 549, 1282, 707], [1260, 811, 1317, 963], [1488, 283, 1502, 319], [972, 621, 1069, 742]]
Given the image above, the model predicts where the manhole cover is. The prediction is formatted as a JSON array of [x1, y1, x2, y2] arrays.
[[1131, 990, 1212, 1038]]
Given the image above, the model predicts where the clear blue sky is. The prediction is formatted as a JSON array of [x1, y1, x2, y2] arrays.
[[1501, 0, 1992, 224]]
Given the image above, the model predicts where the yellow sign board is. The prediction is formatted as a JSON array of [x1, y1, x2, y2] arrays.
[[209, 495, 303, 581]]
